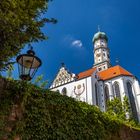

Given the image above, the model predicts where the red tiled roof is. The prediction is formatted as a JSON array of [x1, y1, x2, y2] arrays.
[[98, 65, 133, 80], [78, 67, 96, 80]]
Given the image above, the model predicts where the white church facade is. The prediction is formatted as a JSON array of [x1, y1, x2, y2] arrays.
[[50, 31, 140, 122]]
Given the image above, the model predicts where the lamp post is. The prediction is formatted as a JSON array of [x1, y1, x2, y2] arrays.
[[16, 47, 42, 81]]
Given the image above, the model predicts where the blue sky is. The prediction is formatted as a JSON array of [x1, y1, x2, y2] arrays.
[[4, 0, 140, 85]]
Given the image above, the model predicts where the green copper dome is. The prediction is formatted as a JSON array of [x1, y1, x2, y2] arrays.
[[92, 32, 108, 43]]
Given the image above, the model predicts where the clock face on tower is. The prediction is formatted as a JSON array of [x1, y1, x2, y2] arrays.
[[96, 53, 101, 57]]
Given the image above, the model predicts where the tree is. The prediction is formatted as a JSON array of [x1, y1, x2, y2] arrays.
[[107, 98, 126, 120], [107, 96, 133, 120], [0, 0, 57, 71], [123, 95, 131, 120], [106, 96, 139, 125]]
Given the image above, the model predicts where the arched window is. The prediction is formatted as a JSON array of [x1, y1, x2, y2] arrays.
[[114, 82, 121, 100], [56, 89, 60, 93], [62, 87, 67, 95], [127, 82, 138, 121], [104, 85, 109, 109], [95, 83, 99, 106]]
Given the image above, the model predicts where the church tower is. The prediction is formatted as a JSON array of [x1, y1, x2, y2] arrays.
[[92, 31, 111, 71]]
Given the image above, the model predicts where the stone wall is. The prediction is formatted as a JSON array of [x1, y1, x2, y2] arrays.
[[118, 125, 140, 140]]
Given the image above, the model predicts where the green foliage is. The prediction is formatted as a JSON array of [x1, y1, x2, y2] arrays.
[[34, 74, 48, 88], [1, 78, 140, 139], [123, 96, 131, 113], [106, 97, 139, 127], [0, 0, 57, 70], [107, 98, 126, 120], [6, 64, 14, 80], [0, 78, 123, 140], [0, 89, 13, 139]]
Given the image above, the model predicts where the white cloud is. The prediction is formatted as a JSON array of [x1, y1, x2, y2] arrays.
[[71, 40, 83, 48], [63, 35, 83, 49]]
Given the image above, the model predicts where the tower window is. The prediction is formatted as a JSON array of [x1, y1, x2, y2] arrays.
[[107, 54, 110, 58], [98, 68, 102, 71]]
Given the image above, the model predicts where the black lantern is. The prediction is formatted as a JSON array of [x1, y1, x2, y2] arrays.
[[16, 47, 42, 81]]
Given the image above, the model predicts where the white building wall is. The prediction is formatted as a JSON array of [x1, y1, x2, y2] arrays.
[[123, 76, 140, 121], [104, 76, 140, 122], [86, 77, 93, 105], [51, 77, 93, 105], [133, 79, 140, 119]]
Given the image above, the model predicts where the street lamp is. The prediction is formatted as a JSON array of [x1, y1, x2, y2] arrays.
[[16, 47, 42, 81]]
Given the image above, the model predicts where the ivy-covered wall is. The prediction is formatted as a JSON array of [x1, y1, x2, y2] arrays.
[[0, 78, 140, 140]]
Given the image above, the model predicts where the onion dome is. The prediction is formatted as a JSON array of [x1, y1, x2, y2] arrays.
[[92, 32, 108, 43]]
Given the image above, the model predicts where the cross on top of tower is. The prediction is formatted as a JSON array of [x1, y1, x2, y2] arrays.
[[98, 25, 100, 32], [115, 58, 120, 64]]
